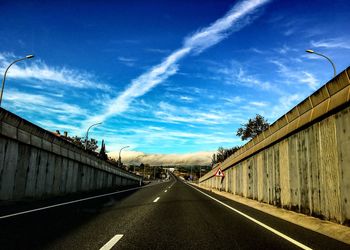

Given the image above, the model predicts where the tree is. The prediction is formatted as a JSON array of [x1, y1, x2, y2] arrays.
[[212, 146, 241, 165], [236, 114, 269, 141], [62, 134, 98, 151], [99, 139, 108, 160]]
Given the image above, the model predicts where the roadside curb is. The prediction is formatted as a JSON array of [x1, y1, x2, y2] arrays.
[[191, 183, 350, 245]]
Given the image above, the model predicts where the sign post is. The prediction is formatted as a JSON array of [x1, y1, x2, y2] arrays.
[[214, 167, 225, 190]]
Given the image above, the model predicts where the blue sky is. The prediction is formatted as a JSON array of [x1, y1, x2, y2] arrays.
[[1, 0, 349, 160]]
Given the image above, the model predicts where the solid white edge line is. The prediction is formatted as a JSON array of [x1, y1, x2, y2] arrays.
[[100, 234, 123, 250], [187, 183, 313, 250], [0, 180, 168, 220], [153, 197, 160, 203]]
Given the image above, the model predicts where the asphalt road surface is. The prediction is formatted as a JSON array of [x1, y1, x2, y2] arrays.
[[0, 174, 348, 250]]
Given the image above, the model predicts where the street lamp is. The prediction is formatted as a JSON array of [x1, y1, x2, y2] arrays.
[[85, 122, 102, 150], [0, 54, 35, 106], [118, 146, 129, 168], [305, 50, 336, 77]]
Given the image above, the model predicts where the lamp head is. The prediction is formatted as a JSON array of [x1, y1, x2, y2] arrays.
[[305, 50, 314, 54], [26, 54, 35, 59]]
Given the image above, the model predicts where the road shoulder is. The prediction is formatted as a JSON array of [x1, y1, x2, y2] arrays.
[[192, 183, 350, 245]]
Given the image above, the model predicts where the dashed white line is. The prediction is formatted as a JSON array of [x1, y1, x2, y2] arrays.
[[164, 190, 168, 193], [187, 184, 312, 250], [100, 234, 123, 250], [153, 197, 160, 203], [168, 179, 177, 189]]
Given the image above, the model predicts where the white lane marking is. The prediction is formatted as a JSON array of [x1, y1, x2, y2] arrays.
[[153, 197, 160, 203], [168, 179, 177, 189], [0, 181, 167, 220], [100, 234, 123, 250], [187, 184, 312, 250], [164, 190, 168, 193]]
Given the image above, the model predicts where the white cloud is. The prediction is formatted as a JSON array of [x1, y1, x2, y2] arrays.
[[271, 60, 319, 89], [275, 44, 297, 54], [154, 101, 236, 125], [118, 56, 137, 67], [146, 48, 171, 54], [221, 96, 245, 105], [3, 89, 87, 133], [269, 93, 302, 120], [0, 53, 110, 90], [310, 38, 350, 49], [249, 101, 268, 107], [237, 68, 272, 89], [108, 150, 214, 166], [82, 0, 270, 128], [179, 96, 194, 102]]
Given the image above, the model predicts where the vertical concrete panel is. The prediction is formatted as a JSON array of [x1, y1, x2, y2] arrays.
[[319, 117, 342, 222], [52, 156, 62, 195], [65, 161, 74, 193], [35, 150, 48, 198], [308, 124, 322, 217], [85, 166, 90, 190], [257, 153, 264, 202], [79, 164, 87, 191], [0, 137, 6, 176], [335, 107, 350, 223], [93, 169, 98, 189], [273, 145, 281, 207], [60, 159, 68, 193], [263, 151, 269, 203], [72, 162, 79, 192], [267, 148, 275, 205], [236, 163, 242, 195], [297, 130, 310, 214], [83, 166, 89, 191], [224, 171, 228, 192], [0, 140, 18, 200], [247, 158, 253, 199], [242, 161, 248, 197], [25, 148, 39, 197], [115, 176, 121, 186], [44, 154, 56, 196], [288, 135, 300, 211], [13, 144, 30, 199], [76, 164, 83, 192], [107, 174, 112, 187], [279, 140, 290, 208], [252, 156, 258, 200], [232, 167, 236, 195]]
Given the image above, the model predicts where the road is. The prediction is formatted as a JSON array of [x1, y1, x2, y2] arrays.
[[0, 174, 348, 250]]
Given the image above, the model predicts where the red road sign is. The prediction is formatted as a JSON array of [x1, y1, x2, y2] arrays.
[[214, 167, 225, 177]]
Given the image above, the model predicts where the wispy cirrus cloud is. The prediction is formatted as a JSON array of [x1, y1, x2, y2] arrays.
[[83, 0, 271, 128], [3, 89, 87, 134], [0, 53, 110, 90], [117, 56, 137, 67], [154, 101, 243, 125], [310, 38, 350, 49], [271, 60, 319, 89]]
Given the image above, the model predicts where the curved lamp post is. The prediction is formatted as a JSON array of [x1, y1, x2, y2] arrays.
[[305, 50, 336, 77], [85, 122, 102, 150], [118, 146, 130, 168], [0, 54, 35, 106]]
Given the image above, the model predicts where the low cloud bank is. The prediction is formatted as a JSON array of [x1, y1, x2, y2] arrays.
[[108, 151, 214, 166]]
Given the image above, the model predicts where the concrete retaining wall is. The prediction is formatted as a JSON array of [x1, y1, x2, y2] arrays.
[[0, 108, 142, 201], [199, 67, 350, 225]]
